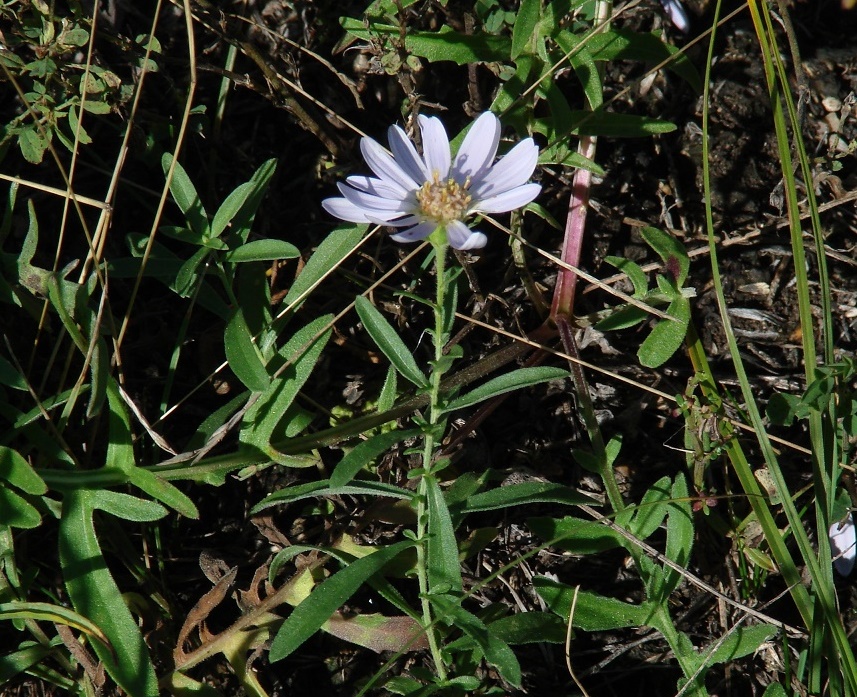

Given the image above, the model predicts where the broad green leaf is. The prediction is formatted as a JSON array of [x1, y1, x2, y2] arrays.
[[444, 367, 568, 412], [0, 357, 28, 391], [511, 0, 540, 59], [0, 446, 47, 494], [584, 28, 702, 91], [225, 308, 270, 392], [535, 577, 654, 631], [224, 239, 300, 263], [762, 683, 788, 697], [127, 467, 199, 519], [268, 540, 413, 661], [488, 611, 568, 644], [0, 487, 41, 528], [330, 429, 421, 488], [161, 153, 208, 237], [641, 226, 690, 285], [425, 475, 462, 594], [282, 224, 366, 311], [431, 595, 521, 687], [703, 624, 778, 666], [454, 483, 595, 514], [528, 516, 624, 555], [564, 111, 677, 137], [637, 294, 690, 368], [252, 480, 411, 514], [355, 296, 428, 388], [59, 489, 159, 696]]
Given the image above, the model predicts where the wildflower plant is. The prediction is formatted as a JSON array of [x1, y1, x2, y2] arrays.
[[3, 0, 856, 695], [322, 111, 541, 250]]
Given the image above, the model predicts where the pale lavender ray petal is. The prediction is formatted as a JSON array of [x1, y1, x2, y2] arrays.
[[390, 221, 437, 244], [388, 125, 430, 184], [472, 183, 541, 214], [418, 115, 451, 179], [347, 177, 419, 209], [445, 220, 487, 251], [450, 112, 501, 184], [322, 197, 372, 223], [470, 139, 539, 200], [346, 175, 409, 199], [368, 214, 423, 228], [361, 137, 420, 191], [338, 183, 411, 213]]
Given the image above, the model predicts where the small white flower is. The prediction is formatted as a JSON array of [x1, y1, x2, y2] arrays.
[[322, 112, 541, 251]]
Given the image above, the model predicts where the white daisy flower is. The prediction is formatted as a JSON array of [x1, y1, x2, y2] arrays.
[[322, 112, 541, 251]]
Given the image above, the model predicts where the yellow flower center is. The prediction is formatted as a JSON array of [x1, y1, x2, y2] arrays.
[[416, 173, 472, 223]]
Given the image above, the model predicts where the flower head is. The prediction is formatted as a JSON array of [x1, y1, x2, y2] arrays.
[[322, 112, 540, 251]]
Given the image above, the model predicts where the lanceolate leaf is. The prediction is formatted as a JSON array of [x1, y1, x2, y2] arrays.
[[330, 429, 421, 488], [268, 540, 414, 662], [431, 595, 522, 688], [355, 296, 428, 388], [59, 489, 159, 696], [161, 153, 208, 238], [225, 308, 270, 392], [444, 367, 568, 412], [252, 480, 411, 513], [534, 577, 655, 631], [425, 475, 463, 594]]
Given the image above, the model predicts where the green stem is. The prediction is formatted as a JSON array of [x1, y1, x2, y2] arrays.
[[415, 236, 449, 680]]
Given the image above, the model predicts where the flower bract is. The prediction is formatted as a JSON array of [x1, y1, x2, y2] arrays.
[[322, 112, 541, 251]]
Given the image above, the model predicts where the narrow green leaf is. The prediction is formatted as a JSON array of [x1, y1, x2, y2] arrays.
[[89, 490, 167, 522], [425, 475, 462, 594], [224, 239, 300, 263], [330, 429, 421, 488], [0, 644, 53, 684], [511, 0, 541, 59], [431, 596, 522, 687], [225, 309, 270, 392], [0, 357, 27, 391], [488, 611, 568, 644], [211, 158, 277, 240], [0, 601, 108, 643], [444, 367, 568, 412], [341, 20, 512, 65], [59, 490, 159, 696], [252, 480, 411, 514], [628, 476, 671, 541], [127, 467, 199, 519], [455, 483, 595, 514], [268, 540, 413, 661], [659, 474, 693, 599], [161, 153, 208, 237], [605, 255, 648, 296], [282, 224, 366, 311], [240, 316, 332, 448], [0, 446, 47, 494], [355, 296, 428, 388]]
